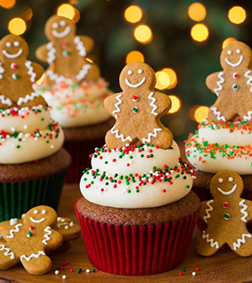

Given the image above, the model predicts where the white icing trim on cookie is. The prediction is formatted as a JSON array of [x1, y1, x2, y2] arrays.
[[46, 42, 56, 64], [202, 230, 219, 249], [239, 199, 248, 223], [20, 251, 45, 262], [148, 92, 158, 116], [233, 234, 251, 250], [142, 128, 162, 143], [25, 61, 36, 83], [17, 92, 40, 106], [112, 93, 122, 119], [6, 224, 22, 239], [2, 48, 23, 59], [111, 125, 132, 142], [42, 226, 52, 245], [0, 244, 15, 259], [225, 55, 243, 67], [29, 217, 45, 224], [214, 71, 224, 97], [211, 107, 226, 122], [245, 70, 252, 92], [0, 95, 12, 106], [75, 64, 91, 81], [243, 111, 252, 121], [203, 200, 213, 223], [125, 77, 146, 88], [51, 26, 71, 38], [74, 36, 87, 56], [217, 184, 237, 195]]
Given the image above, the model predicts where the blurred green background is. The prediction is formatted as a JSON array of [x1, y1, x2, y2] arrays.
[[0, 0, 250, 141]]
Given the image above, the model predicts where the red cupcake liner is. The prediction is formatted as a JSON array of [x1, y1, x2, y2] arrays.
[[63, 138, 104, 183], [75, 199, 200, 275]]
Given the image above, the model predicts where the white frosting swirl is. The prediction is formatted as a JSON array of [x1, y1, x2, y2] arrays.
[[36, 78, 112, 128], [0, 105, 64, 164], [80, 141, 195, 208], [185, 119, 252, 174]]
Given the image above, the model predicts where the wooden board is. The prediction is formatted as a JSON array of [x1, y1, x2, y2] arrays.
[[0, 183, 252, 283]]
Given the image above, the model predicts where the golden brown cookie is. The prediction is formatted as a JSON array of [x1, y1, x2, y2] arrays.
[[0, 34, 46, 109], [0, 206, 63, 275], [206, 41, 252, 122], [104, 61, 173, 149], [196, 170, 252, 257], [36, 15, 100, 87]]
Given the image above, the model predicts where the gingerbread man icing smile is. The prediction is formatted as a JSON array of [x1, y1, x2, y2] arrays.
[[104, 61, 173, 149]]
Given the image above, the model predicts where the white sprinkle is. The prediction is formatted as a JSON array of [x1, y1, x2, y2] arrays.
[[50, 145, 54, 149], [23, 125, 28, 129], [62, 274, 66, 279], [64, 226, 69, 230], [70, 221, 74, 227], [86, 269, 90, 273], [11, 127, 15, 132], [12, 144, 15, 147], [192, 272, 196, 276], [55, 270, 59, 275]]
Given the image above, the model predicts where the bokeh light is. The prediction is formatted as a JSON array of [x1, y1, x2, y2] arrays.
[[188, 3, 206, 22], [228, 6, 246, 24], [126, 51, 145, 64], [124, 5, 143, 24], [192, 106, 208, 122], [22, 6, 33, 21], [155, 71, 170, 90], [8, 18, 27, 35], [57, 4, 76, 21], [86, 58, 93, 63], [191, 23, 209, 42], [0, 0, 16, 9], [36, 74, 45, 85], [134, 25, 153, 44], [168, 119, 186, 136], [168, 95, 181, 114], [162, 68, 178, 89], [222, 38, 237, 49]]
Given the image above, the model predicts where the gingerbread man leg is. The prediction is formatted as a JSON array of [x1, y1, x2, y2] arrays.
[[237, 103, 252, 121], [140, 124, 173, 149], [0, 241, 19, 269], [85, 63, 100, 81], [208, 100, 236, 122], [105, 123, 135, 149], [17, 95, 47, 108], [20, 252, 52, 275], [196, 230, 225, 256], [227, 230, 252, 257]]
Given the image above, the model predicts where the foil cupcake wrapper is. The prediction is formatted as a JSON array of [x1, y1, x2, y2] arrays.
[[75, 199, 200, 275], [0, 170, 67, 222]]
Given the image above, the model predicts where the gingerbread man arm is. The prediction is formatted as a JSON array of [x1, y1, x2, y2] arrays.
[[78, 36, 94, 54], [29, 62, 44, 82], [104, 92, 122, 118], [42, 228, 63, 251], [35, 44, 49, 63], [199, 200, 211, 221], [152, 91, 171, 115], [206, 72, 222, 94], [240, 199, 252, 223]]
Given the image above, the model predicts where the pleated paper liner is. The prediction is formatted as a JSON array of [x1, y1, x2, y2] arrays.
[[75, 199, 200, 275], [63, 138, 104, 184], [0, 170, 67, 222]]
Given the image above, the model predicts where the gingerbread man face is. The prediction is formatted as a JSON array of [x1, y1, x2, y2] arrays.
[[45, 15, 75, 42], [220, 41, 251, 70], [210, 170, 243, 199], [23, 206, 57, 228], [119, 61, 156, 92], [0, 34, 28, 61]]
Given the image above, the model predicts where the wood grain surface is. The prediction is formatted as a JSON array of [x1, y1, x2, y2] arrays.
[[0, 183, 252, 283]]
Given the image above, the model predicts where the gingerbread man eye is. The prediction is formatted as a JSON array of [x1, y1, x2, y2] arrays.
[[14, 41, 20, 47], [6, 42, 11, 48], [42, 209, 46, 215], [228, 177, 234, 182], [128, 70, 133, 75], [33, 209, 38, 214], [52, 22, 58, 29], [138, 69, 143, 74], [227, 50, 232, 55], [236, 49, 241, 54], [218, 178, 223, 183], [60, 20, 66, 26]]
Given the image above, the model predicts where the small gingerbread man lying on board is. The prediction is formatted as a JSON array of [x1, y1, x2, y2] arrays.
[[0, 206, 80, 275], [0, 34, 46, 109], [104, 61, 173, 149], [36, 15, 100, 87], [196, 170, 252, 257], [207, 41, 252, 122]]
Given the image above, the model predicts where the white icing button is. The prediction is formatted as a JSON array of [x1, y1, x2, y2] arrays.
[[127, 70, 133, 75], [228, 177, 233, 182], [218, 178, 223, 183]]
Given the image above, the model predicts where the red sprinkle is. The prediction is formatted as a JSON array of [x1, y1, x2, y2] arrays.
[[196, 267, 200, 271], [179, 272, 183, 276]]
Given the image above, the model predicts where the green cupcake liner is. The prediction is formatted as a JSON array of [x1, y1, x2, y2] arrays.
[[0, 170, 67, 222]]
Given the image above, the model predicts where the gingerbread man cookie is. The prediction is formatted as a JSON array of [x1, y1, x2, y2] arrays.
[[0, 206, 63, 275], [0, 34, 46, 109], [196, 170, 252, 257], [36, 15, 100, 87], [104, 61, 173, 149], [55, 217, 80, 241], [206, 41, 252, 122]]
